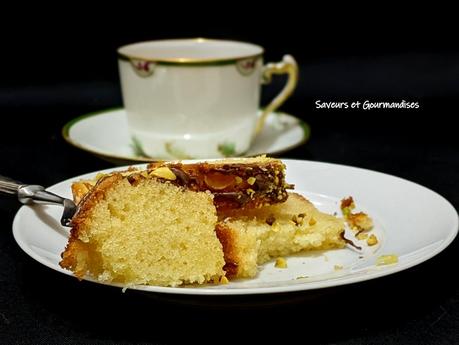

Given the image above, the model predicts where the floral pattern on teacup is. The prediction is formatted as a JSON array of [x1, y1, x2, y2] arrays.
[[236, 57, 257, 76], [165, 142, 193, 159], [217, 142, 236, 157], [131, 136, 150, 158], [129, 59, 156, 77]]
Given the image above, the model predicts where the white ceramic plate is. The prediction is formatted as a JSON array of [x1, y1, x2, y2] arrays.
[[12, 160, 458, 295], [62, 108, 310, 163]]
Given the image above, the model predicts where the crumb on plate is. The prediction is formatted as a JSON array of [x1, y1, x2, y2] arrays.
[[275, 257, 288, 268], [376, 254, 398, 266]]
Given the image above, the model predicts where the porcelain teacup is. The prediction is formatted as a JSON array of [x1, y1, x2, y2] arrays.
[[118, 38, 298, 159]]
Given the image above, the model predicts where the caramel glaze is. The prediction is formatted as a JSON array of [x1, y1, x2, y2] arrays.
[[340, 231, 362, 250], [146, 162, 293, 210]]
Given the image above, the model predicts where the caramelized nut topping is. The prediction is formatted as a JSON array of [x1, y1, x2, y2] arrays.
[[150, 167, 176, 180], [204, 172, 235, 190], [145, 159, 290, 210]]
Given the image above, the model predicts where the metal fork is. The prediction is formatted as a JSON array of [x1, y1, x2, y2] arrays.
[[0, 175, 77, 226]]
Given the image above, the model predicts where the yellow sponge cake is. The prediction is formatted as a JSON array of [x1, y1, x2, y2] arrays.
[[216, 193, 345, 278], [60, 172, 225, 287]]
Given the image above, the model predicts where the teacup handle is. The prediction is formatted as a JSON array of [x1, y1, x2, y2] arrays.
[[255, 55, 299, 134]]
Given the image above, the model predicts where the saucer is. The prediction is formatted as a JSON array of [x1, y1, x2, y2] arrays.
[[62, 108, 310, 164]]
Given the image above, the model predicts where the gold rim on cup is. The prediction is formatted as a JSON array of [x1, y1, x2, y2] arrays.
[[117, 38, 264, 66]]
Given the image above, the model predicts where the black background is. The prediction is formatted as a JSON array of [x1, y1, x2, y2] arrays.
[[0, 10, 458, 344]]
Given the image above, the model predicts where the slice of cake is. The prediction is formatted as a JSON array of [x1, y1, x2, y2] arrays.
[[61, 158, 345, 287], [216, 193, 345, 278], [73, 157, 292, 210], [60, 172, 225, 287]]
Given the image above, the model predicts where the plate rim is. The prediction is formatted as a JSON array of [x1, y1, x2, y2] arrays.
[[62, 108, 311, 163], [12, 159, 459, 295]]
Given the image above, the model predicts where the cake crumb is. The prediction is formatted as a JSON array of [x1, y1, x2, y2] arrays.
[[275, 257, 288, 268], [341, 196, 373, 231], [334, 264, 343, 271]]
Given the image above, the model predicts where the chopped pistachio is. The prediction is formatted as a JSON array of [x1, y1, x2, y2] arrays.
[[246, 188, 255, 197], [220, 276, 229, 284], [367, 234, 378, 246], [342, 207, 351, 217], [309, 217, 317, 226], [376, 254, 398, 266], [95, 173, 106, 181], [235, 176, 243, 184], [296, 276, 309, 280], [247, 176, 256, 185]]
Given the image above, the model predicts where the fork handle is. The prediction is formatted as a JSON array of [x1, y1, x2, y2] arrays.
[[0, 175, 65, 206], [0, 175, 23, 194]]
